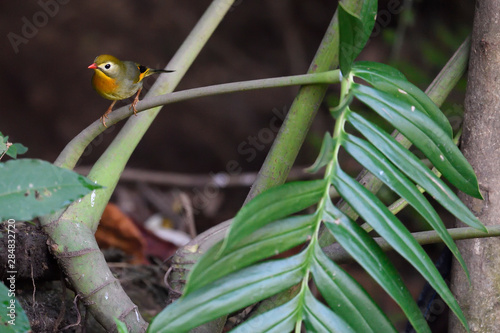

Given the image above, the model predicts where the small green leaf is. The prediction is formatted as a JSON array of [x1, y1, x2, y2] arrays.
[[0, 159, 103, 220], [306, 132, 334, 173], [352, 61, 452, 137], [353, 61, 407, 80], [0, 282, 31, 332], [310, 242, 396, 333], [338, 1, 377, 75], [4, 145, 16, 159], [231, 295, 299, 333], [352, 84, 482, 199], [302, 288, 356, 333], [222, 180, 326, 252], [331, 164, 469, 331], [149, 252, 307, 333], [185, 214, 315, 294], [7, 143, 28, 158], [342, 133, 468, 277], [322, 201, 431, 333], [0, 133, 28, 160], [346, 111, 485, 231], [114, 318, 129, 333]]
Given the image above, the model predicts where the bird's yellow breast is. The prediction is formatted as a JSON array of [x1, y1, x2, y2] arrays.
[[91, 69, 120, 100]]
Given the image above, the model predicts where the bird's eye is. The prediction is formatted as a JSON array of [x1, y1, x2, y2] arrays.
[[104, 63, 111, 69]]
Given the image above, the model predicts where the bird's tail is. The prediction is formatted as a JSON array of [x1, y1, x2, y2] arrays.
[[150, 68, 175, 75], [140, 65, 175, 78]]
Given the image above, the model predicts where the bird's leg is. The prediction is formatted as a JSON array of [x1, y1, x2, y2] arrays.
[[130, 87, 142, 116], [101, 100, 117, 128]]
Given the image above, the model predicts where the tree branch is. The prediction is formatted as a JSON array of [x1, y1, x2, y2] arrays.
[[54, 71, 340, 170]]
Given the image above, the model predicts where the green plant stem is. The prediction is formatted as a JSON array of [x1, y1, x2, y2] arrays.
[[60, 1, 236, 233], [242, 0, 366, 205], [293, 85, 349, 331], [243, 12, 341, 204], [323, 225, 500, 264], [54, 70, 340, 170], [39, 1, 235, 332]]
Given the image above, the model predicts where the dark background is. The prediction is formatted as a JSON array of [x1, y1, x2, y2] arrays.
[[0, 0, 475, 331]]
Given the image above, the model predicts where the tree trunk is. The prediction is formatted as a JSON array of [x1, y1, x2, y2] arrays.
[[450, 1, 500, 331]]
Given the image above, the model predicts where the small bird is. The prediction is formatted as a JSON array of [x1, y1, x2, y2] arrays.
[[88, 54, 174, 127]]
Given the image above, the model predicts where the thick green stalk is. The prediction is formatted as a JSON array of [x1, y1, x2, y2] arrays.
[[243, 12, 341, 203], [61, 1, 235, 232], [243, 1, 367, 204], [39, 1, 235, 331]]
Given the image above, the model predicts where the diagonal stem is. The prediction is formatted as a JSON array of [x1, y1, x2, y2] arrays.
[[39, 1, 236, 331], [323, 225, 500, 264]]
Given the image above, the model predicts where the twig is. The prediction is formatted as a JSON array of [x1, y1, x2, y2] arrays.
[[179, 192, 197, 238], [0, 142, 12, 161], [53, 274, 66, 333], [31, 263, 36, 305], [73, 165, 319, 187], [60, 294, 82, 331], [164, 266, 183, 297], [323, 225, 500, 263]]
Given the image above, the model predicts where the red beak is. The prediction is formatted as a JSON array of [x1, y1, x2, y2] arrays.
[[88, 63, 98, 69]]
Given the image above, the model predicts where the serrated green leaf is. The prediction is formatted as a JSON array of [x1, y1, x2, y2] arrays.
[[330, 163, 469, 330], [310, 242, 396, 333], [352, 83, 482, 199], [346, 111, 485, 231], [222, 180, 326, 253], [342, 133, 468, 277], [0, 159, 103, 220], [302, 288, 356, 333], [305, 132, 334, 173], [149, 252, 307, 333], [185, 214, 315, 294], [231, 295, 299, 333], [338, 1, 377, 75], [322, 201, 430, 333], [352, 61, 453, 137], [0, 282, 31, 332]]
